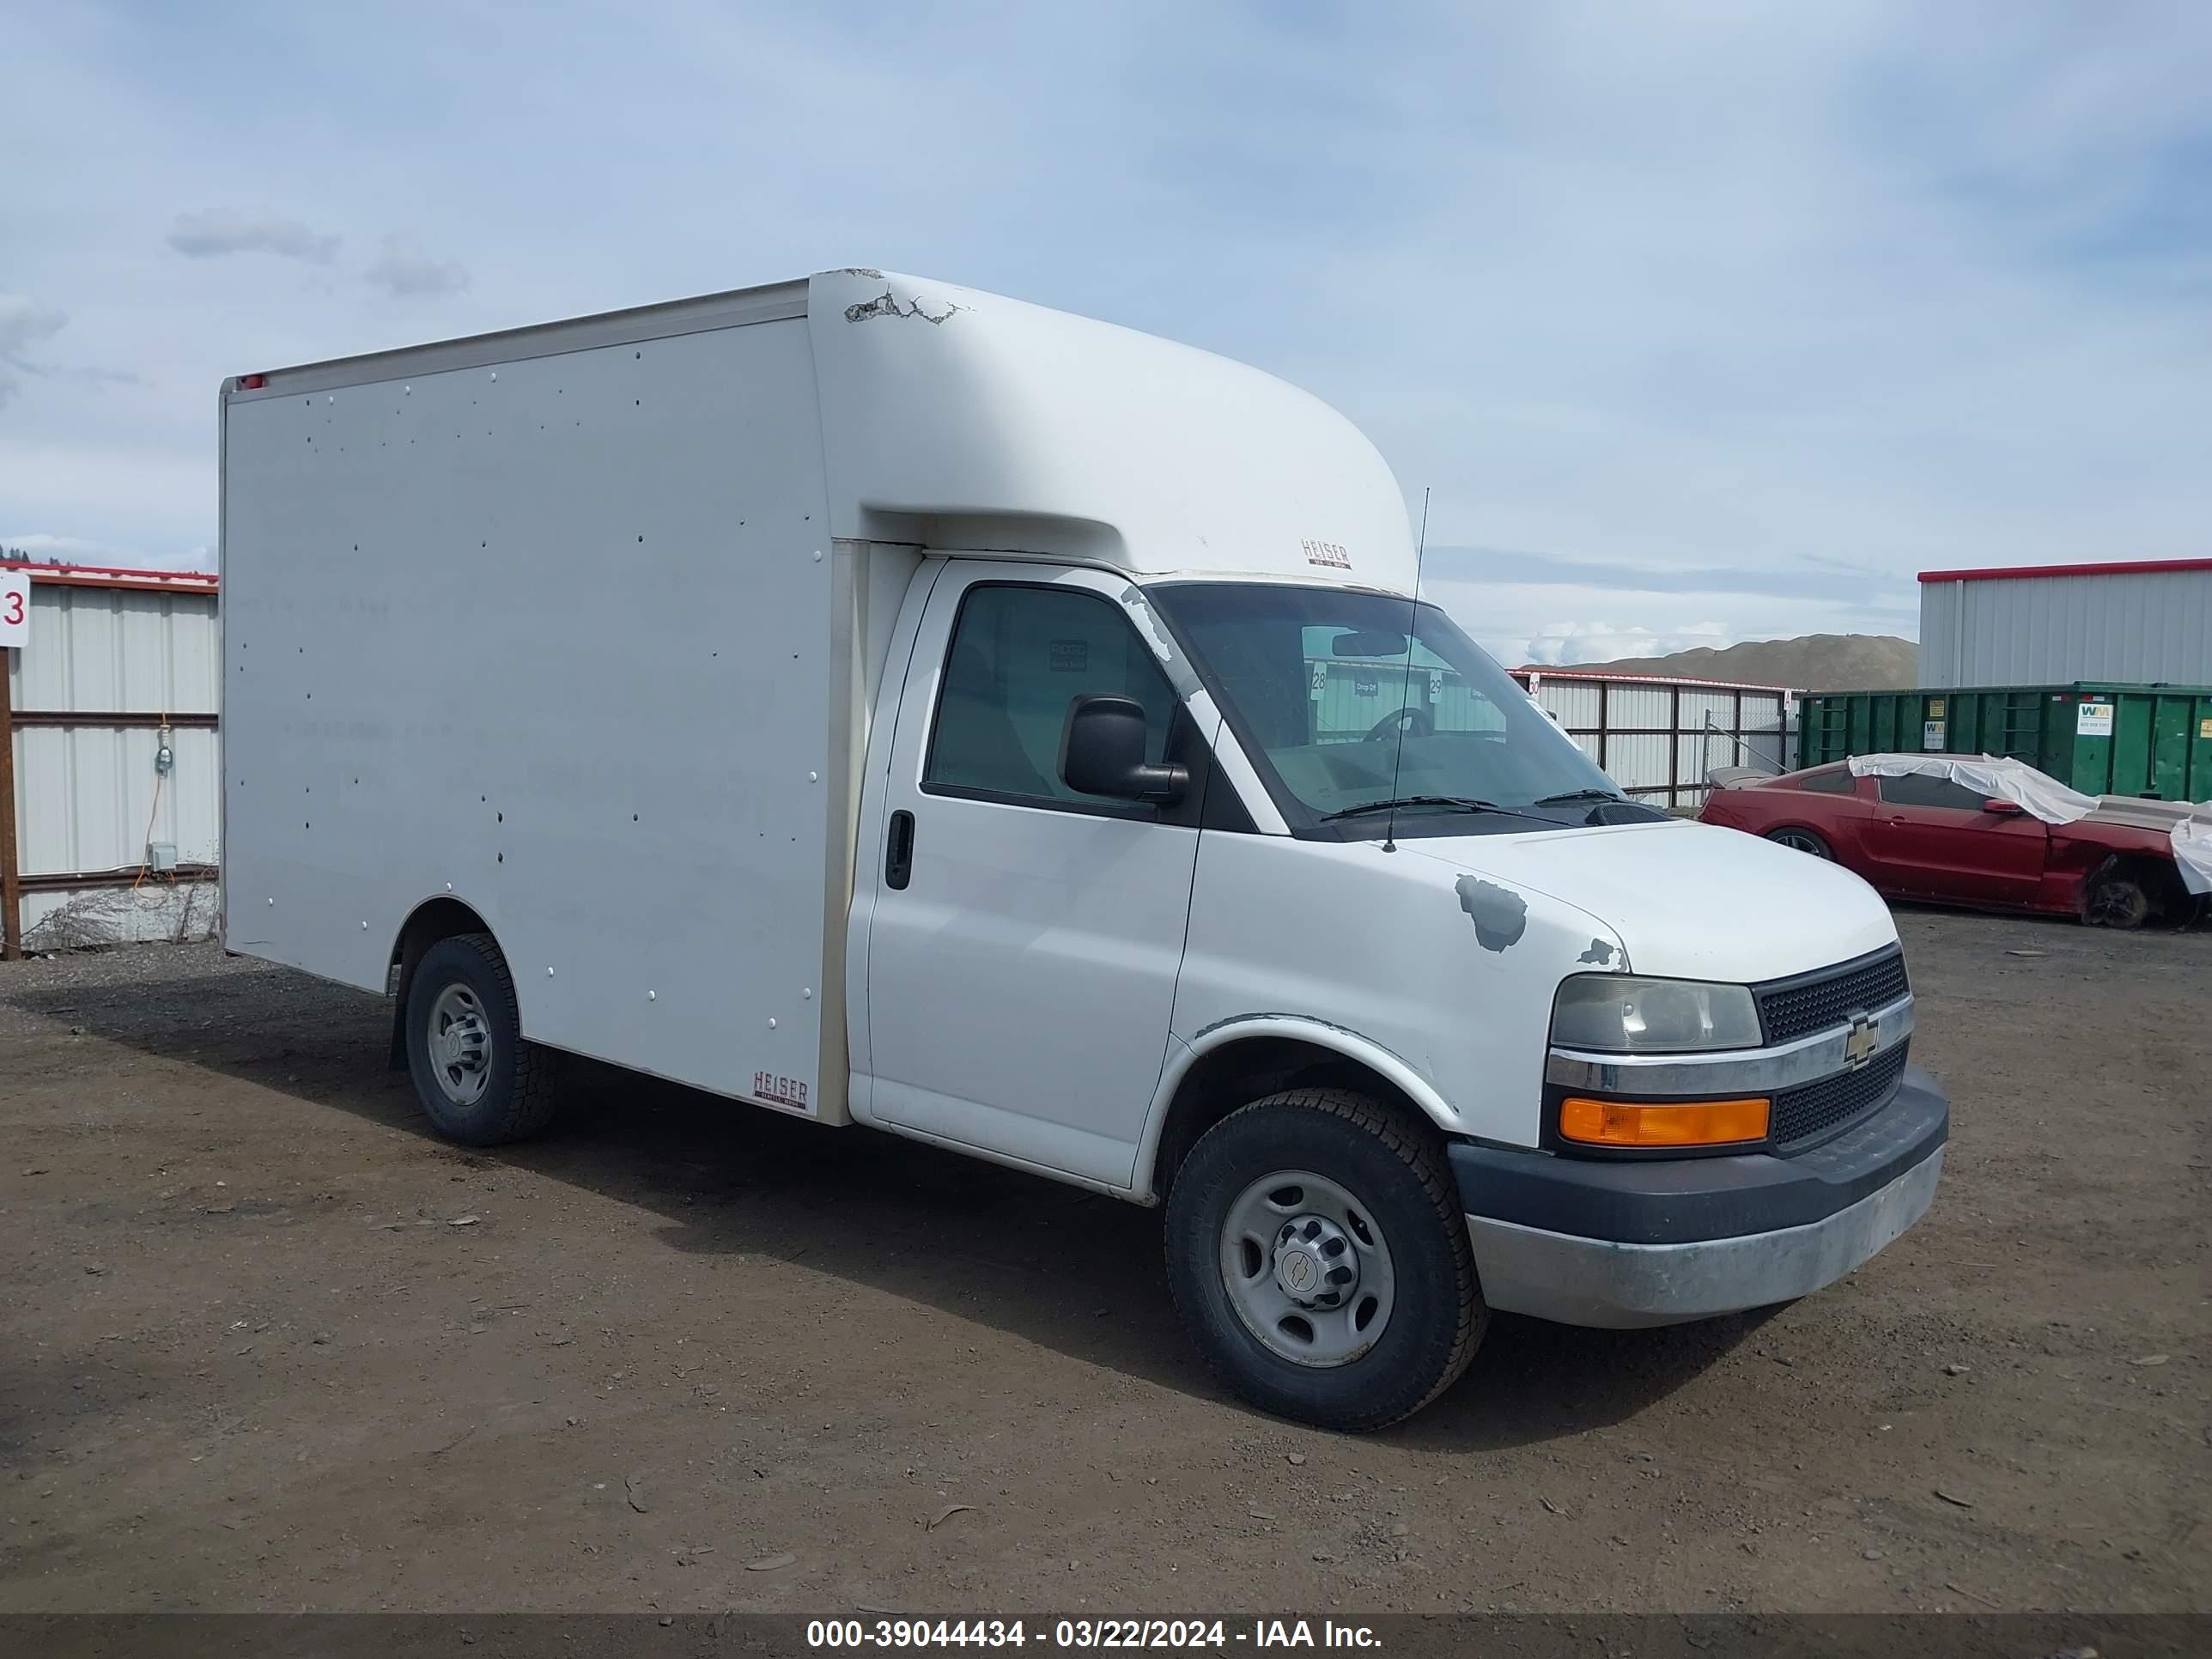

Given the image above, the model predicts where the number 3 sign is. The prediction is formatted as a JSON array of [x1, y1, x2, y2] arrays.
[[0, 568, 28, 648]]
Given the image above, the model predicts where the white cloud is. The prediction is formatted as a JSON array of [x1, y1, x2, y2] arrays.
[[3, 3, 2208, 623], [1427, 571, 1908, 670], [0, 293, 68, 409], [0, 437, 213, 568], [0, 294, 66, 356], [362, 234, 469, 299], [167, 208, 341, 264], [1517, 620, 1734, 669], [0, 531, 141, 566], [0, 532, 205, 573]]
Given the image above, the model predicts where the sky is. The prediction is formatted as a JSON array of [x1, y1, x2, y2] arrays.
[[3, 2, 2209, 665]]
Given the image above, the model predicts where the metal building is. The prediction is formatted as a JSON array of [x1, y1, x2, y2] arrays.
[[1918, 557, 2212, 690], [1511, 668, 1797, 809], [1, 562, 220, 955]]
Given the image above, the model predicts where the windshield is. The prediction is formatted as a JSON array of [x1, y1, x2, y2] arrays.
[[1149, 581, 1626, 836]]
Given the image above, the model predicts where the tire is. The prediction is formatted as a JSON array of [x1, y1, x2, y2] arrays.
[[2082, 869, 2153, 929], [403, 933, 566, 1146], [1765, 826, 1832, 859], [1164, 1089, 1485, 1431]]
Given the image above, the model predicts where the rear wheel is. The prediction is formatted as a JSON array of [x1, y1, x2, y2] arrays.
[[1164, 1089, 1485, 1431], [404, 933, 566, 1145], [1765, 826, 1832, 859]]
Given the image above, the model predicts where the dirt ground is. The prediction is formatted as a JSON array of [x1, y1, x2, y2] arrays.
[[1, 909, 2204, 1616]]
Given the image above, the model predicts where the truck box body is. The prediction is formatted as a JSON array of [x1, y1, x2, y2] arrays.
[[224, 283, 866, 1115], [222, 270, 1406, 1122]]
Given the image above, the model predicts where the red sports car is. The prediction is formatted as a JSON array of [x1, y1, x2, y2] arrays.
[[1698, 756, 2207, 928]]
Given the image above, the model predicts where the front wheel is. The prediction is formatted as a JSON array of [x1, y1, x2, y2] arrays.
[[2082, 869, 2153, 929], [1164, 1089, 1485, 1431]]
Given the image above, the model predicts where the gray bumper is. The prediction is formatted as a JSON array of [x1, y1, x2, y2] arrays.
[[1466, 1146, 1943, 1328]]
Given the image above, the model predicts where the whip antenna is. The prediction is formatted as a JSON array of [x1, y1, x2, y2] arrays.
[[1382, 487, 1431, 854]]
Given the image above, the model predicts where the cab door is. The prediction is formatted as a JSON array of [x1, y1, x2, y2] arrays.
[[857, 562, 1208, 1188], [1865, 772, 2048, 904]]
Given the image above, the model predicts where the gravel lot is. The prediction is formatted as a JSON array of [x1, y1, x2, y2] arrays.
[[1, 909, 2204, 1614]]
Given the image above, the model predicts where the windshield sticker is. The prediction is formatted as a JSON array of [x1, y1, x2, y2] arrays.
[[1048, 640, 1089, 672]]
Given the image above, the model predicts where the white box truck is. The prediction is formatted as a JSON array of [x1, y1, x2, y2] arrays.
[[221, 270, 1946, 1428]]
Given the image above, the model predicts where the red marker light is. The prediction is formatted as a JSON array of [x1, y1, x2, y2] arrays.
[[240, 374, 267, 389]]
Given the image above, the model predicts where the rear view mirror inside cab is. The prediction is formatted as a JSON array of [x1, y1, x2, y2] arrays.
[[1330, 630, 1410, 658]]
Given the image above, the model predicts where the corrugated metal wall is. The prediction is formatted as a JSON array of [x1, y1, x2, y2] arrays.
[[1297, 657, 1790, 806], [1310, 658, 1506, 740], [1517, 673, 1796, 807], [6, 578, 221, 949], [1920, 568, 2212, 689]]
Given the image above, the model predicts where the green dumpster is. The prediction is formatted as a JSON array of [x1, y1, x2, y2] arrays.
[[1797, 682, 2212, 804]]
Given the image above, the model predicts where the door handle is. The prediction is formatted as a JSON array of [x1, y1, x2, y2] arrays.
[[885, 810, 915, 890]]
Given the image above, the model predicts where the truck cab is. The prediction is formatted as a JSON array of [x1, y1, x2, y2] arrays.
[[221, 270, 1947, 1429]]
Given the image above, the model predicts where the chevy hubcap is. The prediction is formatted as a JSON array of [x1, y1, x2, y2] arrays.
[[1220, 1170, 1395, 1368]]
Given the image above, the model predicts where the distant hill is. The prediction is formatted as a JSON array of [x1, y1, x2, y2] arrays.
[[1559, 634, 1918, 690]]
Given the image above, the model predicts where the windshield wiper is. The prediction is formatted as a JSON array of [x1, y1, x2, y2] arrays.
[[1529, 787, 1628, 807], [1321, 795, 1543, 823]]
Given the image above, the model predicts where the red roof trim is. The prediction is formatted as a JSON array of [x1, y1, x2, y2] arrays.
[[2, 560, 218, 593], [1510, 666, 1800, 695], [1918, 557, 2212, 585]]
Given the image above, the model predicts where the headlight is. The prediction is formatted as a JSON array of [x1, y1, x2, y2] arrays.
[[1551, 975, 1762, 1054]]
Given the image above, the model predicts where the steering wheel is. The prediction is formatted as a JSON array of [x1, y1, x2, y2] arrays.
[[1365, 706, 1434, 742]]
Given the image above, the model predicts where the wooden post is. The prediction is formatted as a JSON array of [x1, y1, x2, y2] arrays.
[[0, 647, 20, 960]]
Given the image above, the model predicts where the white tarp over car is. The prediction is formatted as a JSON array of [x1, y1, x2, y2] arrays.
[[1846, 753, 2099, 821], [1846, 753, 2212, 896], [2174, 818, 2212, 896]]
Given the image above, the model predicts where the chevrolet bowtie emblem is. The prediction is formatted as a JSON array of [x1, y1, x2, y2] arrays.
[[1843, 1016, 1880, 1068]]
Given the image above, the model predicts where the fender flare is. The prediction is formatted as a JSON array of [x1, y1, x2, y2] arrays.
[[1130, 1014, 1462, 1202]]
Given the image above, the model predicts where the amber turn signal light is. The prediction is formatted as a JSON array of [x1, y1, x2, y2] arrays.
[[1559, 1096, 1771, 1148]]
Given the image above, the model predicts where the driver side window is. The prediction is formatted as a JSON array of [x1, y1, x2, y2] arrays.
[[925, 584, 1178, 808], [1877, 774, 1988, 812]]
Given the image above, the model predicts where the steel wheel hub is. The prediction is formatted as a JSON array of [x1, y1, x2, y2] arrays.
[[1219, 1170, 1396, 1369], [428, 985, 493, 1107], [1273, 1213, 1358, 1307]]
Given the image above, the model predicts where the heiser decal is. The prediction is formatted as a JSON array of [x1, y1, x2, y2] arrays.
[[754, 1072, 809, 1109]]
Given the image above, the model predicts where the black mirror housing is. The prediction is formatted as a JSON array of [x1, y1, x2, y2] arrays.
[[1060, 695, 1188, 805], [1330, 629, 1410, 659]]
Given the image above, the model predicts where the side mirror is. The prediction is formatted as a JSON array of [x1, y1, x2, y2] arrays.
[[1061, 696, 1188, 805], [1983, 798, 2026, 817]]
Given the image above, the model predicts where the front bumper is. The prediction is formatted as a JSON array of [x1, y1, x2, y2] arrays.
[[1449, 1065, 1948, 1329]]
